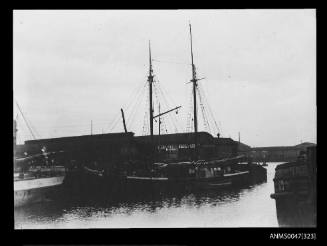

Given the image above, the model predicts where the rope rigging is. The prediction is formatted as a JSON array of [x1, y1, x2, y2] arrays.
[[152, 80, 170, 135], [107, 80, 147, 132], [142, 109, 149, 136], [152, 81, 162, 133], [125, 83, 147, 129], [197, 82, 221, 135], [197, 85, 212, 134], [14, 101, 37, 140], [155, 80, 181, 133], [183, 75, 223, 137], [111, 81, 145, 130], [152, 59, 190, 66], [141, 87, 150, 136], [186, 85, 194, 133], [108, 80, 146, 131]]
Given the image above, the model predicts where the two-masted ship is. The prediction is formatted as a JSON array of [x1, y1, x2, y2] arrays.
[[123, 24, 267, 191], [14, 24, 267, 198]]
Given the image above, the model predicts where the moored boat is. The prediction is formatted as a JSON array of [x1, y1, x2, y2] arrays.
[[270, 145, 316, 227], [123, 24, 267, 191], [14, 151, 66, 207]]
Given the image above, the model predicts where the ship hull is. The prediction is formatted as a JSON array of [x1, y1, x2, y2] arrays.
[[14, 176, 65, 207], [270, 146, 316, 227], [271, 191, 315, 227], [123, 171, 251, 193]]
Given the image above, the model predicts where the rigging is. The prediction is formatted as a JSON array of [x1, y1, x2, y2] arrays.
[[15, 101, 37, 140]]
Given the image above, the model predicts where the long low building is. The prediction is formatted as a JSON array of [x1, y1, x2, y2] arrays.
[[14, 132, 240, 166], [251, 142, 316, 162]]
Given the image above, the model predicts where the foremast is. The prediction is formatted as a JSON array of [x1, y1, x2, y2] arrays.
[[189, 24, 199, 159]]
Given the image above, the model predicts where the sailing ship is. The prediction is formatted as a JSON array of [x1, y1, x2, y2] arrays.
[[13, 24, 267, 198], [124, 24, 267, 191]]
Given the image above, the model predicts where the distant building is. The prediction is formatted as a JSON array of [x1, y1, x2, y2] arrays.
[[251, 142, 316, 162]]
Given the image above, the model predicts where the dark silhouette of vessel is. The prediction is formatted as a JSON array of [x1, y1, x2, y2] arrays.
[[271, 145, 316, 227]]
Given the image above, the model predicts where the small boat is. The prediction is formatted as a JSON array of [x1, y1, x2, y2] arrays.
[[83, 166, 105, 177]]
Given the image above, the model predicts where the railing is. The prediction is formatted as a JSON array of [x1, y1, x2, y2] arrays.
[[14, 165, 66, 181]]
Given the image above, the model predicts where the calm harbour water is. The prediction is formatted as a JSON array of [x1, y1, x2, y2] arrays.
[[14, 163, 280, 228]]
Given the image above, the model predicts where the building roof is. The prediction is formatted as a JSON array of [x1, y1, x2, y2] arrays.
[[22, 131, 238, 154], [238, 142, 252, 152], [252, 142, 316, 152], [252, 146, 298, 151], [214, 137, 236, 145], [294, 142, 316, 148], [24, 132, 135, 146]]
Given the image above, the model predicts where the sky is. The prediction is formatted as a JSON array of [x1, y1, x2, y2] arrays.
[[13, 9, 316, 147]]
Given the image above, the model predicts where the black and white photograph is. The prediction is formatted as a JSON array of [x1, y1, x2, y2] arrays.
[[13, 9, 316, 229]]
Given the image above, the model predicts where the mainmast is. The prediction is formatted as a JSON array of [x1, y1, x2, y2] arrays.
[[148, 41, 154, 143], [189, 24, 198, 158]]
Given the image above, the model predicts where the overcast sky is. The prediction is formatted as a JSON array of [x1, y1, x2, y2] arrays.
[[13, 9, 316, 147]]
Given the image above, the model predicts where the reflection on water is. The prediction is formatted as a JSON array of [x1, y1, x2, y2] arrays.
[[14, 163, 280, 228]]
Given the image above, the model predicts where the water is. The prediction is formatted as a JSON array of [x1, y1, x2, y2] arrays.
[[14, 163, 280, 228]]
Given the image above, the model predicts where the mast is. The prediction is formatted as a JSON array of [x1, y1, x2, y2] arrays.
[[189, 23, 198, 158], [148, 41, 154, 143]]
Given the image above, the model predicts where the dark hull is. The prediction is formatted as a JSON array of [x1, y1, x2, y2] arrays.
[[271, 146, 316, 227], [62, 163, 267, 199], [271, 191, 315, 227], [270, 172, 316, 227], [123, 171, 252, 193]]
